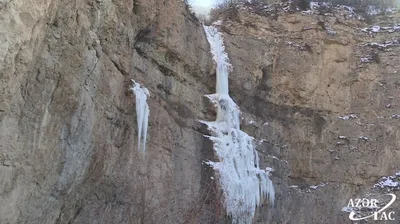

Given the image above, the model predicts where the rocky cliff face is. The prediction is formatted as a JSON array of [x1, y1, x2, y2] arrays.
[[214, 3, 400, 223], [0, 0, 214, 223], [0, 0, 399, 224]]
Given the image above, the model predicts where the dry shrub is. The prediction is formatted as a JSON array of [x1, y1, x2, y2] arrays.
[[210, 0, 277, 21], [313, 0, 398, 14], [210, 0, 398, 22]]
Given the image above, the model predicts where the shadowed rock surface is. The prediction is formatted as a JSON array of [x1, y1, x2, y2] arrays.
[[0, 1, 214, 223]]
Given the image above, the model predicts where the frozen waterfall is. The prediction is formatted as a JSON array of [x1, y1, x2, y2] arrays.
[[202, 25, 275, 224], [130, 80, 150, 153]]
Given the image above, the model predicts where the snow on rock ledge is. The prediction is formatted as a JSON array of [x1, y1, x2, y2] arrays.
[[374, 172, 400, 190], [202, 25, 275, 224]]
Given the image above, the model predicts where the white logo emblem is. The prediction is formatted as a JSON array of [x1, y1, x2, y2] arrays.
[[347, 194, 396, 221]]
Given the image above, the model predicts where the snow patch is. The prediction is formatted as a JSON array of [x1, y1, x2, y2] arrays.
[[303, 2, 359, 18], [338, 114, 358, 120], [374, 174, 400, 189], [360, 55, 376, 63], [366, 5, 381, 15], [341, 206, 354, 213], [286, 41, 307, 51], [366, 5, 399, 15], [326, 28, 337, 36], [361, 40, 400, 50], [289, 182, 327, 192], [360, 25, 400, 33], [391, 114, 400, 119], [213, 20, 223, 26]]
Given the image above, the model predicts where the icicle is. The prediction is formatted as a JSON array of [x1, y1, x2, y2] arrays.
[[130, 80, 150, 153], [202, 25, 275, 224]]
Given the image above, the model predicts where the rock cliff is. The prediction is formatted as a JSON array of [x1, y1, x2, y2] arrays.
[[0, 0, 399, 224], [0, 0, 214, 223], [213, 2, 400, 223]]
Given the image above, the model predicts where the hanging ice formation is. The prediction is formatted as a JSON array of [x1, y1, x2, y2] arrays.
[[130, 80, 150, 153], [202, 26, 275, 224]]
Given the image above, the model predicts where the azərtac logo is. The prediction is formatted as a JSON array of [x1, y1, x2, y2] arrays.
[[346, 194, 396, 221]]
